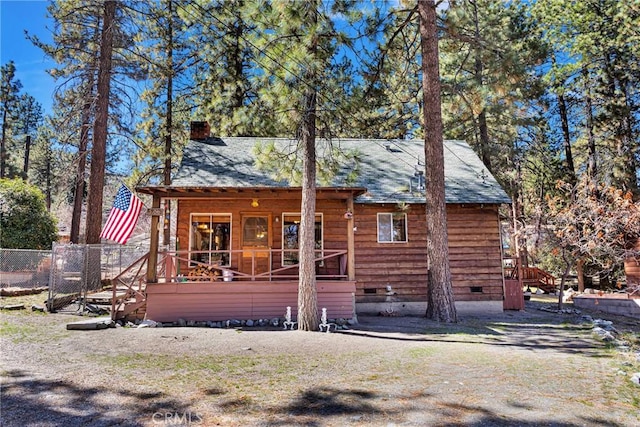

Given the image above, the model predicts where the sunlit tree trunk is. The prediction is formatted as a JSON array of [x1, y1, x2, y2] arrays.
[[297, 1, 320, 331], [163, 0, 174, 246], [85, 0, 116, 244], [419, 0, 457, 322]]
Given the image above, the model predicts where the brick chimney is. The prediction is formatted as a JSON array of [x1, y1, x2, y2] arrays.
[[190, 121, 210, 140]]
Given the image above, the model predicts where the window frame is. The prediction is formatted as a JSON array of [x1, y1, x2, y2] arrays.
[[281, 212, 324, 266], [189, 213, 232, 266], [241, 215, 270, 248], [377, 212, 408, 243]]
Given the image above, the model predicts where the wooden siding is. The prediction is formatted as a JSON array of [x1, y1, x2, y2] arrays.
[[353, 204, 428, 303], [171, 193, 505, 313], [447, 205, 504, 301], [353, 203, 504, 303], [145, 280, 355, 322], [176, 196, 350, 277], [625, 239, 640, 286]]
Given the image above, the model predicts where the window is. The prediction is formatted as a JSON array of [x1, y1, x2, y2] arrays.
[[377, 213, 407, 243], [282, 213, 323, 265], [190, 214, 231, 266], [242, 216, 269, 247]]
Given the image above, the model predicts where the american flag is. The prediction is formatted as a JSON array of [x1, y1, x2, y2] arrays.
[[100, 184, 143, 244]]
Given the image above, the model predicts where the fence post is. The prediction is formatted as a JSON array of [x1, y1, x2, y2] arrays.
[[47, 243, 57, 312]]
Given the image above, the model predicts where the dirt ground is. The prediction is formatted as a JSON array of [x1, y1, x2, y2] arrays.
[[1, 295, 639, 427]]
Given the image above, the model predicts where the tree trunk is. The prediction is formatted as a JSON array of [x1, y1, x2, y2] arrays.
[[297, 1, 319, 332], [45, 146, 51, 210], [557, 92, 576, 185], [71, 91, 92, 243], [472, 1, 491, 171], [85, 0, 116, 244], [582, 68, 597, 183], [1, 106, 7, 178], [558, 249, 572, 311], [576, 258, 585, 292], [419, 0, 457, 323], [616, 81, 639, 198], [163, 0, 174, 246], [22, 135, 31, 178]]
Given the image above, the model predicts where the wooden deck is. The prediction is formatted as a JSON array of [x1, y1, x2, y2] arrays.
[[505, 264, 556, 293], [145, 280, 356, 322]]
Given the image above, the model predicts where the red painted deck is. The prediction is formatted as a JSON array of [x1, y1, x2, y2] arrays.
[[145, 280, 356, 322]]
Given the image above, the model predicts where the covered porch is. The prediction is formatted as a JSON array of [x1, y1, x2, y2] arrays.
[[134, 186, 363, 323], [145, 248, 356, 322]]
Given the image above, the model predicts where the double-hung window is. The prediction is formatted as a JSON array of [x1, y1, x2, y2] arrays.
[[377, 213, 407, 243]]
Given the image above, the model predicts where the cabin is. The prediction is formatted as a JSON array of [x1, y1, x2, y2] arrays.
[[133, 129, 511, 323]]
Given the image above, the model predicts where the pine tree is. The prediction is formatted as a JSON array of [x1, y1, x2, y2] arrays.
[[419, 0, 457, 322], [30, 0, 102, 242], [532, 0, 640, 197], [0, 61, 23, 179], [85, 0, 116, 244], [248, 0, 363, 330], [129, 0, 193, 189], [14, 94, 44, 179], [439, 0, 545, 181], [354, 4, 422, 139], [32, 0, 144, 242]]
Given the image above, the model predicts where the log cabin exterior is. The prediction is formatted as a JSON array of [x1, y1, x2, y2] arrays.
[[136, 135, 511, 323]]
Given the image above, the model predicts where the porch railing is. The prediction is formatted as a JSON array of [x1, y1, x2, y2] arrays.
[[156, 249, 348, 282], [110, 252, 152, 320]]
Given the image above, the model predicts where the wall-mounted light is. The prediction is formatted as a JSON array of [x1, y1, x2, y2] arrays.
[[251, 198, 259, 208]]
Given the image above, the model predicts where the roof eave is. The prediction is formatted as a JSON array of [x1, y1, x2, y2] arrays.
[[135, 185, 368, 199]]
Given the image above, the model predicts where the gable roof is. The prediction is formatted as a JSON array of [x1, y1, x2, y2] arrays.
[[169, 137, 511, 205]]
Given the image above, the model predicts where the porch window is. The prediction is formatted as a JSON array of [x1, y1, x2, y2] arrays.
[[377, 213, 407, 243], [190, 214, 231, 266], [282, 213, 323, 265]]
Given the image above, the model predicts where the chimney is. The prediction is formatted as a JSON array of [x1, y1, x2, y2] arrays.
[[190, 121, 210, 140]]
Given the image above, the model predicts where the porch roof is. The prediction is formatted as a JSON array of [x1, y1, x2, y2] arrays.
[[136, 185, 366, 200], [139, 137, 511, 205]]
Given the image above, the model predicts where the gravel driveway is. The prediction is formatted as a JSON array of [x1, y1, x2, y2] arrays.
[[1, 297, 639, 426]]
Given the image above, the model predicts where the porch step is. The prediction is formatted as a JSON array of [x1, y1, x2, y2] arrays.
[[85, 287, 129, 303]]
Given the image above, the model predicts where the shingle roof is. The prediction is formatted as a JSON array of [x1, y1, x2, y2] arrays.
[[171, 137, 511, 205]]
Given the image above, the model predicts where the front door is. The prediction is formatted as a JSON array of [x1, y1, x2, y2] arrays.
[[240, 214, 272, 278]]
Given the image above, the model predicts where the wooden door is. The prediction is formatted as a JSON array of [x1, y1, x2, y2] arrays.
[[240, 214, 272, 278]]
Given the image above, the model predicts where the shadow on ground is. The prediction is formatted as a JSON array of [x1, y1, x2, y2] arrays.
[[1, 369, 193, 427], [262, 385, 623, 427], [343, 301, 613, 358]]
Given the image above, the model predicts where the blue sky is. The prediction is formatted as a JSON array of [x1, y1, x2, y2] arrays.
[[0, 0, 55, 114]]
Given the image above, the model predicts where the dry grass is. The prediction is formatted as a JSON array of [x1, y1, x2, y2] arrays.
[[0, 290, 48, 311]]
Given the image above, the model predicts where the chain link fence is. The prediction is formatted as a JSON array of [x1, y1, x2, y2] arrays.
[[0, 244, 148, 313], [0, 249, 52, 289], [46, 243, 148, 312]]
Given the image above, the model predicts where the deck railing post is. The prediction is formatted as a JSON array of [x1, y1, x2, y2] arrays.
[[346, 194, 356, 281], [147, 195, 161, 283]]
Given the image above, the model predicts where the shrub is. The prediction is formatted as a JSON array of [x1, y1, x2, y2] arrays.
[[0, 178, 57, 249]]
